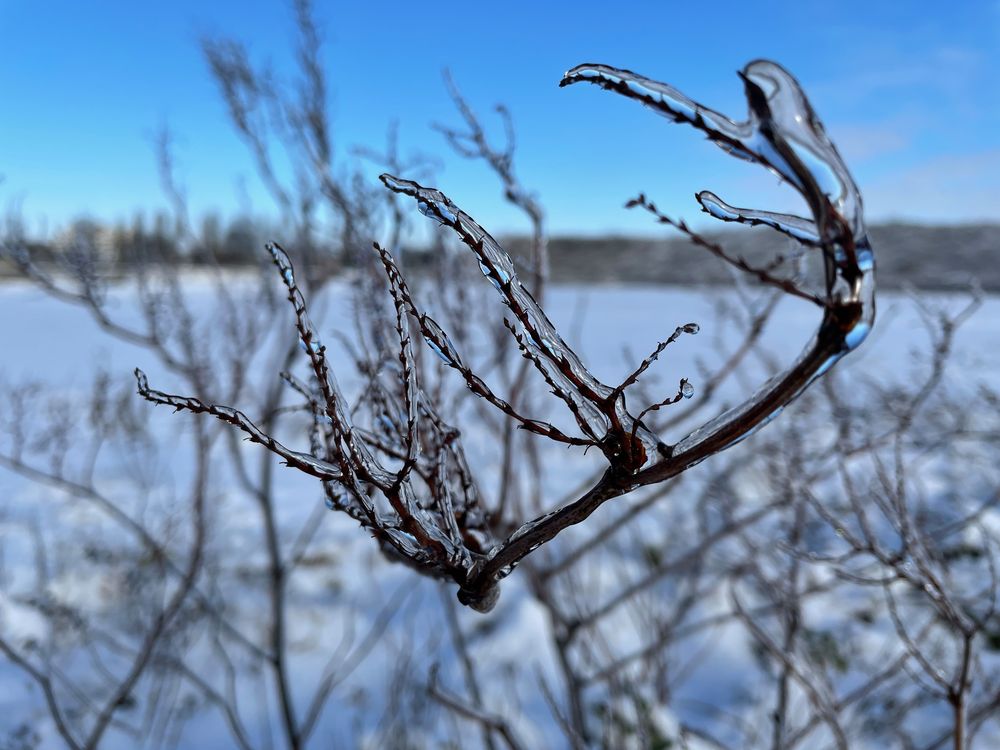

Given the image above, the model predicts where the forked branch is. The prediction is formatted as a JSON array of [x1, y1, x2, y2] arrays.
[[137, 60, 875, 611]]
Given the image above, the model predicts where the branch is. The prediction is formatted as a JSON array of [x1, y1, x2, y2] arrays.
[[134, 369, 342, 481]]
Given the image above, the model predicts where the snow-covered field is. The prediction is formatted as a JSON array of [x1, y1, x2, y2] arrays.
[[1, 276, 997, 749]]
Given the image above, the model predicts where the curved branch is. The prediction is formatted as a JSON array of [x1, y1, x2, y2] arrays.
[[459, 59, 876, 604]]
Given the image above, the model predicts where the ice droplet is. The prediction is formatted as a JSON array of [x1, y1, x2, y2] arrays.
[[680, 380, 695, 399], [844, 321, 871, 352], [682, 323, 700, 335]]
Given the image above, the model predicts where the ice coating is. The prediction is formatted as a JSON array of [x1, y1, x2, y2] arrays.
[[560, 64, 751, 155], [421, 316, 463, 367], [268, 242, 398, 489], [134, 368, 344, 482], [228, 58, 880, 610], [423, 336, 452, 364], [450, 60, 882, 598], [380, 172, 665, 463], [696, 191, 820, 246], [561, 60, 874, 467], [562, 60, 865, 239]]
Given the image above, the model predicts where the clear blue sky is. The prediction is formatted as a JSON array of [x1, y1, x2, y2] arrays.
[[1, 0, 998, 238]]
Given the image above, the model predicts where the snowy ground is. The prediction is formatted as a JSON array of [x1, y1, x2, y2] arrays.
[[0, 276, 997, 748]]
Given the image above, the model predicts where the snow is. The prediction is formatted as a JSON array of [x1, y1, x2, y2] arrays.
[[0, 276, 997, 748]]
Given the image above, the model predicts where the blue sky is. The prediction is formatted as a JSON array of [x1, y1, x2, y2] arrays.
[[1, 0, 998, 238]]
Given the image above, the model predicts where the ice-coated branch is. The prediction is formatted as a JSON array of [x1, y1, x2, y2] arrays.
[[372, 242, 592, 448], [420, 59, 873, 605], [143, 59, 875, 612], [134, 368, 343, 482], [379, 173, 669, 472], [696, 190, 820, 246], [268, 241, 395, 489], [625, 193, 829, 307], [560, 59, 874, 467], [612, 323, 699, 399], [135, 243, 506, 609]]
